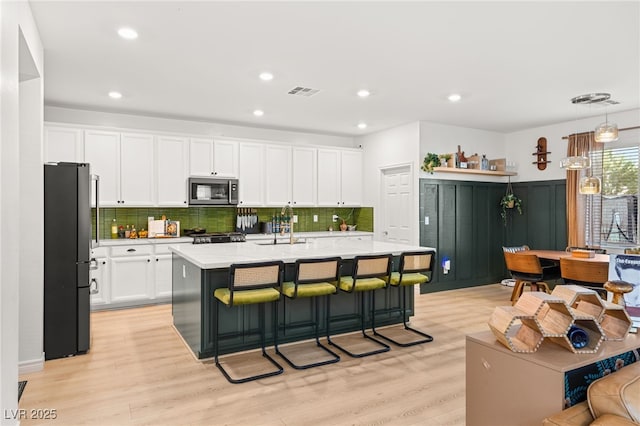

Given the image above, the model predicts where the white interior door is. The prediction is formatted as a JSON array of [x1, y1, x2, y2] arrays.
[[382, 166, 412, 243]]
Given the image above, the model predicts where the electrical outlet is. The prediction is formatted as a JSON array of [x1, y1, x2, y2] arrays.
[[332, 214, 339, 222], [424, 216, 429, 225], [293, 215, 298, 223], [182, 264, 186, 278], [313, 215, 318, 222]]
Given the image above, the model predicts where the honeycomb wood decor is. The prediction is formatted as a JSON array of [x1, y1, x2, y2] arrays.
[[488, 286, 631, 354]]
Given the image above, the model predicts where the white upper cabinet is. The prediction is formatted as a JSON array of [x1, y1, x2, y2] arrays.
[[238, 142, 264, 206], [120, 133, 155, 206], [292, 147, 317, 206], [189, 138, 214, 176], [317, 148, 363, 206], [264, 144, 292, 206], [189, 138, 238, 177], [317, 148, 342, 206], [340, 150, 363, 206], [84, 130, 120, 206], [85, 130, 155, 207], [212, 139, 239, 178], [44, 126, 84, 163], [156, 135, 189, 206]]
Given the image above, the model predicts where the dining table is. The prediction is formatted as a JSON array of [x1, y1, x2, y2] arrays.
[[521, 250, 610, 264]]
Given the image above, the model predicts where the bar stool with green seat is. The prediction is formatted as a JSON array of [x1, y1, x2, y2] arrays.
[[327, 254, 392, 358], [275, 257, 342, 369], [372, 250, 435, 347], [213, 260, 285, 384]]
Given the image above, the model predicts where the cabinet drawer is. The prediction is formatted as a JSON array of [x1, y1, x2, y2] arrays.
[[91, 247, 109, 258], [110, 245, 153, 257]]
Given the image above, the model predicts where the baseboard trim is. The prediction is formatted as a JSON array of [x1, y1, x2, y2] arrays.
[[19, 353, 44, 374]]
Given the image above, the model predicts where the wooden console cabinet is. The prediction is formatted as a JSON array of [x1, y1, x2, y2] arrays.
[[466, 330, 640, 426]]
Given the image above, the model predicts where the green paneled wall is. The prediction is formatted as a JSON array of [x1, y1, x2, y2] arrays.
[[93, 206, 373, 240], [419, 178, 567, 294]]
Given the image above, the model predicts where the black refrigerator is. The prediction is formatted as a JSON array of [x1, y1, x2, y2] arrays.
[[44, 162, 92, 360]]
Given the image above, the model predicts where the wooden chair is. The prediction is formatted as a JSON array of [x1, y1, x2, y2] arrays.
[[327, 254, 392, 358], [372, 250, 435, 347], [275, 257, 341, 369], [559, 257, 609, 299], [503, 251, 551, 304], [213, 261, 285, 384]]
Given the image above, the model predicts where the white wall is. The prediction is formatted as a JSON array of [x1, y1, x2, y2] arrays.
[[419, 121, 509, 182], [357, 121, 421, 243], [0, 0, 44, 423], [506, 109, 640, 182], [45, 106, 356, 148]]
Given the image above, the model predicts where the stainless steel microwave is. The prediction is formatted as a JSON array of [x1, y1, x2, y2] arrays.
[[188, 178, 239, 206]]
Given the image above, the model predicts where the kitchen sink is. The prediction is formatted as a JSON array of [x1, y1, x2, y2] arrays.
[[255, 240, 307, 245]]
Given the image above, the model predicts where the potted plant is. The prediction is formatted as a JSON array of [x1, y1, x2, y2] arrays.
[[439, 153, 452, 167], [500, 192, 523, 225], [421, 152, 441, 174]]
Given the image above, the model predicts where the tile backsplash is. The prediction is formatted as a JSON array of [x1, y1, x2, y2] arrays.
[[93, 206, 373, 240]]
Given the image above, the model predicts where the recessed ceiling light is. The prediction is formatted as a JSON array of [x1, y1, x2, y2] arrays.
[[448, 93, 462, 102], [253, 109, 264, 117], [108, 91, 122, 99], [357, 122, 367, 129], [357, 89, 371, 98], [259, 72, 274, 81], [117, 27, 138, 40]]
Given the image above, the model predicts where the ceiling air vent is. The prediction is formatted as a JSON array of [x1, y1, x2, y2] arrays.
[[288, 86, 320, 97]]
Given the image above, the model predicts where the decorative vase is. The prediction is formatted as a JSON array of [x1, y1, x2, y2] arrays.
[[340, 220, 347, 232]]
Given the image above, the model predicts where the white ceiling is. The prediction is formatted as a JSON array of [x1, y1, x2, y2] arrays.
[[30, 1, 640, 137]]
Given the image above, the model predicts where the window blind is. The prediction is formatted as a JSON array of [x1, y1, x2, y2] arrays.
[[586, 145, 639, 247]]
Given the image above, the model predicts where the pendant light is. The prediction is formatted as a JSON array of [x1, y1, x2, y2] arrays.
[[560, 156, 590, 170], [594, 109, 619, 143], [579, 175, 601, 194]]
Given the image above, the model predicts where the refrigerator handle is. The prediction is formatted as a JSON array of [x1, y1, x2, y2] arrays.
[[92, 174, 100, 248], [89, 258, 98, 270], [90, 278, 98, 295]]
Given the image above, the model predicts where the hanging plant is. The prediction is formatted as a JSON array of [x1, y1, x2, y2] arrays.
[[500, 179, 523, 225], [421, 152, 440, 174]]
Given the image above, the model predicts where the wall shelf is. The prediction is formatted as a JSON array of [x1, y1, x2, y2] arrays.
[[433, 167, 517, 176]]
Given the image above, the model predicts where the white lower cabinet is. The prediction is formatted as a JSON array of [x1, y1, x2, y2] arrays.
[[110, 253, 154, 304], [153, 245, 173, 300], [91, 243, 180, 310]]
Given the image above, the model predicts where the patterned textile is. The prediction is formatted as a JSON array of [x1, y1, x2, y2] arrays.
[[563, 347, 640, 408]]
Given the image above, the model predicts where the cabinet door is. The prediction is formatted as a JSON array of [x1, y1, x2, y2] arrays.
[[189, 138, 214, 176], [44, 126, 84, 163], [89, 258, 109, 307], [110, 256, 153, 303], [154, 253, 173, 299], [157, 136, 189, 206], [292, 147, 317, 207], [84, 130, 120, 206], [213, 139, 239, 178], [120, 133, 155, 206], [238, 142, 264, 206], [264, 144, 292, 207], [317, 148, 341, 206], [340, 150, 363, 206]]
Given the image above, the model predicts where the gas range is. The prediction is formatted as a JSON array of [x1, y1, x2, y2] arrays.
[[192, 232, 246, 244]]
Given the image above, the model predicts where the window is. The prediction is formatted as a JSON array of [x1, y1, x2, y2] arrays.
[[586, 144, 639, 248]]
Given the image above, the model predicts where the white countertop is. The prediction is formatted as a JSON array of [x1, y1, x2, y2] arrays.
[[98, 237, 193, 246], [245, 231, 373, 241], [168, 238, 434, 269]]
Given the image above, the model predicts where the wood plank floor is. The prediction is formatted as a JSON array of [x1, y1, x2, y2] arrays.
[[19, 284, 513, 425]]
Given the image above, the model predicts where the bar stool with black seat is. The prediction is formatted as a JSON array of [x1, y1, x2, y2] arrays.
[[213, 261, 285, 384], [275, 257, 341, 369], [503, 251, 553, 304], [372, 250, 436, 347], [327, 254, 392, 358]]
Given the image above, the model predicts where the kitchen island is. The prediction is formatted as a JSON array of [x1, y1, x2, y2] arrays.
[[169, 239, 434, 359]]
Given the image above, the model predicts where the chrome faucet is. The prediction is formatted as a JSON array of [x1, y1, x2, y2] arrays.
[[281, 204, 297, 245]]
